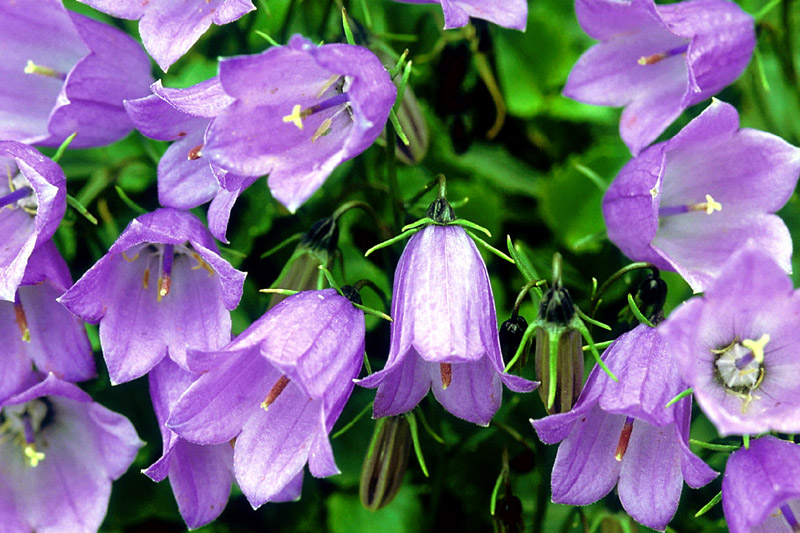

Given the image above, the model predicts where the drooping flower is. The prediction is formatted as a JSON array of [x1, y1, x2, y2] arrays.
[[0, 373, 142, 533], [565, 0, 755, 155], [0, 0, 153, 148], [1, 240, 94, 403], [77, 0, 255, 72], [659, 243, 800, 436], [59, 208, 246, 384], [603, 100, 800, 292], [532, 324, 717, 531], [168, 288, 365, 508], [358, 197, 536, 426], [0, 142, 66, 302], [202, 34, 397, 213], [390, 0, 527, 31], [143, 359, 233, 529], [124, 78, 257, 242], [722, 436, 800, 533]]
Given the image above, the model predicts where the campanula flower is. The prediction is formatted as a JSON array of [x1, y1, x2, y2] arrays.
[[0, 373, 142, 533], [565, 0, 755, 154], [603, 100, 800, 292], [78, 0, 255, 71], [660, 243, 800, 436], [168, 288, 365, 508], [391, 0, 527, 30], [533, 324, 716, 530], [0, 142, 66, 302], [1, 0, 153, 148], [59, 208, 246, 384]]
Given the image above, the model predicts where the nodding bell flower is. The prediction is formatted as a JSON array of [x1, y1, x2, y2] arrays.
[[659, 243, 800, 436], [391, 0, 528, 31], [77, 0, 255, 72], [0, 142, 66, 302], [167, 288, 366, 509], [1, 0, 153, 148], [565, 0, 755, 155], [359, 416, 412, 511], [359, 185, 535, 426], [603, 100, 800, 292], [1, 241, 94, 402], [0, 373, 142, 533], [722, 436, 800, 533], [59, 208, 246, 384]]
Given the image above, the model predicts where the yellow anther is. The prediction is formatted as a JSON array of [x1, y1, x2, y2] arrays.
[[638, 53, 667, 66], [282, 104, 304, 130], [142, 268, 150, 289], [703, 194, 722, 214], [157, 276, 170, 302], [316, 74, 342, 99], [24, 60, 62, 79], [122, 251, 140, 262], [24, 444, 45, 467], [190, 252, 215, 276], [742, 333, 770, 364], [311, 118, 333, 142]]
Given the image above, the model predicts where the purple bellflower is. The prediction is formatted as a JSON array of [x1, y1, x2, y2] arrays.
[[1, 240, 94, 403], [0, 142, 66, 302], [359, 198, 536, 426], [532, 324, 717, 531], [0, 373, 142, 533], [391, 0, 527, 30], [722, 436, 800, 533], [124, 78, 257, 242], [659, 243, 800, 436], [77, 0, 255, 72], [1, 0, 153, 148], [603, 100, 800, 292], [144, 359, 233, 529], [202, 35, 397, 213], [59, 208, 246, 384], [565, 0, 755, 155], [167, 288, 365, 508]]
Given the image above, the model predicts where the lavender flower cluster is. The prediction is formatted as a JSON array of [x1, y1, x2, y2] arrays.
[[1, 0, 799, 531]]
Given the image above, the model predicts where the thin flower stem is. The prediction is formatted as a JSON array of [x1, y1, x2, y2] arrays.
[[694, 491, 722, 517], [489, 472, 504, 516], [755, 0, 782, 21], [466, 230, 515, 263], [689, 439, 740, 452], [590, 262, 660, 316], [627, 293, 655, 328], [114, 186, 147, 215], [363, 351, 373, 375], [512, 279, 546, 316], [259, 233, 303, 259], [385, 121, 402, 232], [743, 434, 750, 449], [359, 0, 372, 27], [331, 401, 374, 439], [416, 408, 444, 444], [317, 265, 341, 293], [405, 412, 429, 477]]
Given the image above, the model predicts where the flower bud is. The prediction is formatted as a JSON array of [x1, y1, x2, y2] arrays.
[[499, 314, 529, 371], [359, 416, 412, 510], [634, 272, 667, 321]]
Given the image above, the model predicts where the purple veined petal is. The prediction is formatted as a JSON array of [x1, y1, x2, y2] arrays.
[[308, 408, 340, 478], [0, 304, 32, 402], [151, 78, 236, 119], [429, 355, 502, 426], [0, 209, 37, 303], [549, 404, 625, 506], [207, 173, 258, 243], [575, 0, 662, 41], [366, 348, 431, 419], [392, 0, 527, 30], [270, 471, 304, 502], [617, 420, 683, 531], [77, 0, 146, 19], [672, 397, 717, 488], [233, 383, 322, 509], [124, 93, 210, 142], [157, 129, 221, 209]]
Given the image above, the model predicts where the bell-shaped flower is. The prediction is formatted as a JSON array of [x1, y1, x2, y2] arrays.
[[1, 241, 94, 402], [167, 288, 365, 508], [202, 34, 396, 213], [359, 219, 536, 426], [659, 243, 800, 436], [124, 79, 257, 242], [77, 0, 255, 72], [722, 436, 800, 533], [565, 0, 755, 155], [59, 208, 246, 384], [0, 373, 142, 533], [391, 0, 527, 30], [532, 324, 717, 531], [143, 359, 233, 529], [603, 100, 800, 292], [0, 142, 66, 302], [1, 0, 153, 148]]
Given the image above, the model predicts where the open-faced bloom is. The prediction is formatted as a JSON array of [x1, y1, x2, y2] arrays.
[[0, 142, 66, 302], [0, 373, 142, 533], [1, 241, 94, 403], [78, 0, 255, 72], [565, 0, 754, 155], [124, 79, 257, 242], [144, 359, 233, 529], [1, 0, 153, 148], [660, 244, 800, 436], [359, 222, 536, 426], [168, 288, 364, 508], [59, 208, 246, 384], [203, 34, 396, 213], [603, 100, 800, 292], [722, 436, 800, 533], [391, 0, 527, 30], [533, 324, 716, 531]]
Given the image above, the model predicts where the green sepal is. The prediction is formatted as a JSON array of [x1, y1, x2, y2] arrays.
[[505, 320, 538, 372], [450, 218, 491, 237], [574, 319, 618, 382], [51, 132, 77, 163], [405, 412, 429, 477], [254, 30, 280, 47], [489, 472, 504, 516], [259, 233, 304, 260], [506, 236, 543, 293], [66, 194, 98, 225], [389, 108, 410, 146], [664, 387, 693, 408], [401, 217, 434, 232], [627, 293, 655, 328], [466, 230, 515, 264], [694, 491, 722, 518], [331, 400, 374, 439], [689, 439, 740, 453], [341, 7, 356, 45], [115, 185, 147, 215], [575, 306, 611, 331], [364, 227, 421, 257]]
